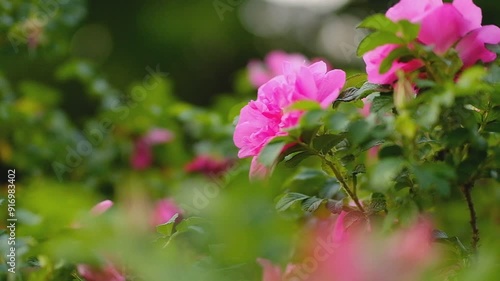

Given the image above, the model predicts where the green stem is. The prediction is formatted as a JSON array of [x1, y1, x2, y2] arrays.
[[462, 182, 479, 253], [297, 140, 365, 212], [325, 160, 365, 213]]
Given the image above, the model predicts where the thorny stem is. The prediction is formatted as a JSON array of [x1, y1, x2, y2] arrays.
[[324, 160, 365, 213], [296, 140, 365, 213], [462, 182, 479, 254]]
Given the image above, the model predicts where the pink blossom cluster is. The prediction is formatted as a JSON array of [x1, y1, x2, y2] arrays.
[[259, 212, 437, 281], [364, 0, 500, 84], [235, 61, 346, 178]]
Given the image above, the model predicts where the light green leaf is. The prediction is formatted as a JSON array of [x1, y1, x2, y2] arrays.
[[357, 32, 404, 57], [357, 14, 399, 34], [156, 213, 180, 236], [258, 137, 289, 167], [276, 193, 310, 212]]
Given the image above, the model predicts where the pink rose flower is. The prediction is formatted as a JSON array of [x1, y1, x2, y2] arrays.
[[77, 263, 125, 281], [248, 50, 309, 88], [364, 0, 500, 84], [234, 61, 346, 178], [130, 128, 174, 170], [151, 198, 183, 226], [184, 155, 233, 177]]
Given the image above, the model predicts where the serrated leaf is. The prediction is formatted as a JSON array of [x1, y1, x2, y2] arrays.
[[326, 199, 343, 214], [397, 20, 420, 41], [357, 14, 399, 34], [343, 73, 368, 90], [284, 151, 315, 168], [156, 213, 180, 236], [371, 95, 394, 113], [368, 192, 386, 214], [312, 134, 346, 154], [432, 229, 449, 239], [276, 193, 309, 212], [302, 197, 324, 213], [335, 83, 392, 108], [175, 216, 207, 234], [357, 31, 404, 56]]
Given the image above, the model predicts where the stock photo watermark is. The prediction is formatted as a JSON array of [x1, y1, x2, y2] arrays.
[[51, 65, 169, 181], [6, 169, 17, 274]]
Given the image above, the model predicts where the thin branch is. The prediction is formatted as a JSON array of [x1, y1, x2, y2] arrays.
[[462, 182, 479, 253]]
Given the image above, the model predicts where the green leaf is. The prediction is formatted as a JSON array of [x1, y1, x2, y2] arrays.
[[347, 120, 371, 145], [287, 100, 322, 111], [368, 192, 387, 214], [336, 83, 392, 108], [300, 109, 326, 129], [156, 213, 180, 236], [312, 134, 346, 154], [175, 216, 207, 234], [258, 138, 289, 167], [276, 193, 309, 212], [484, 121, 500, 133], [378, 145, 403, 159], [284, 151, 315, 168], [413, 163, 456, 197], [357, 31, 404, 56], [370, 158, 405, 191], [397, 20, 420, 41], [379, 47, 413, 74], [302, 197, 324, 213], [343, 73, 368, 90], [326, 199, 343, 214], [325, 112, 350, 134], [371, 95, 394, 113], [357, 14, 399, 34]]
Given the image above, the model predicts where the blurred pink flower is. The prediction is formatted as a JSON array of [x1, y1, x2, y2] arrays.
[[151, 198, 183, 226], [234, 61, 346, 178], [364, 0, 500, 84], [78, 201, 125, 281], [258, 259, 297, 281], [281, 214, 436, 281], [184, 155, 233, 177], [77, 263, 125, 281], [90, 200, 114, 216], [130, 128, 174, 170], [248, 51, 309, 88]]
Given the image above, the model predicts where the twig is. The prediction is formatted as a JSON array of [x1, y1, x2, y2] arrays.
[[462, 182, 479, 253]]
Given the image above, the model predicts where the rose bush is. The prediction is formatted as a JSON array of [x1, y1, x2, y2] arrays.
[[1, 0, 500, 281]]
